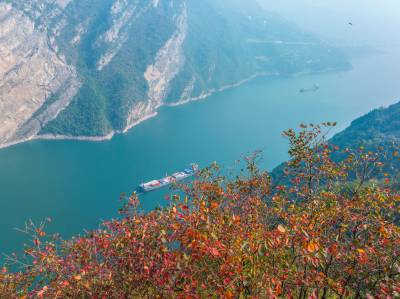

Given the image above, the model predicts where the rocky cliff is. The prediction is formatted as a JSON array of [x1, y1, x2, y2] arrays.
[[0, 0, 350, 148], [0, 2, 79, 146]]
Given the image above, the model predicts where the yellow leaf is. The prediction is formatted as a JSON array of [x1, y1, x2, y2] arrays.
[[277, 225, 286, 233], [357, 248, 365, 254], [73, 275, 82, 281], [379, 226, 389, 238], [307, 241, 319, 253]]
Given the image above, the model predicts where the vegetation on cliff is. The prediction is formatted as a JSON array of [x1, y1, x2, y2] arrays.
[[273, 102, 400, 185], [0, 0, 350, 145], [1, 124, 399, 298], [331, 102, 400, 163]]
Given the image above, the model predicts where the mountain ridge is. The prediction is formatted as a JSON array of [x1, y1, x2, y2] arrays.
[[271, 100, 400, 182], [0, 0, 350, 149]]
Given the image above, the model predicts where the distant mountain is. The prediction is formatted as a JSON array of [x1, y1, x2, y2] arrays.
[[0, 0, 350, 148], [272, 101, 400, 182], [331, 101, 400, 149]]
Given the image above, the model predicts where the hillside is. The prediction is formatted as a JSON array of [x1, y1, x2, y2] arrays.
[[0, 0, 350, 148], [331, 101, 400, 149], [272, 101, 400, 183]]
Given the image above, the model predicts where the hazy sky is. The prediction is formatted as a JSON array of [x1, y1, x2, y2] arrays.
[[257, 0, 400, 50]]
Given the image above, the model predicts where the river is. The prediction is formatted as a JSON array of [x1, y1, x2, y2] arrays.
[[0, 50, 399, 258]]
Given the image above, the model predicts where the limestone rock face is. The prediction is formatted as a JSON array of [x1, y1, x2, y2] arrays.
[[0, 3, 78, 145], [134, 5, 188, 127]]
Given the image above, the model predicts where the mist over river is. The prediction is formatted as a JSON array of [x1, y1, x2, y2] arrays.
[[0, 50, 399, 258]]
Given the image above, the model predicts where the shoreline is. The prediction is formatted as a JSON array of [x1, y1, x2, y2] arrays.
[[0, 73, 269, 150], [0, 132, 116, 150], [122, 112, 158, 134], [0, 67, 348, 150], [164, 72, 272, 107]]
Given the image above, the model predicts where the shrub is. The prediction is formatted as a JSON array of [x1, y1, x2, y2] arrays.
[[1, 124, 399, 298]]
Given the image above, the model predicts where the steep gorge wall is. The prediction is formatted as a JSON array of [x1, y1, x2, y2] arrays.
[[0, 3, 79, 146], [125, 4, 188, 129], [0, 0, 350, 148]]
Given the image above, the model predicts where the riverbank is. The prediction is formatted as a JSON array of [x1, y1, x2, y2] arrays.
[[0, 62, 352, 151], [0, 72, 273, 150]]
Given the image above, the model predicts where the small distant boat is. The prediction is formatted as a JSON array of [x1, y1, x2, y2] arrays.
[[299, 84, 319, 93], [138, 164, 199, 192]]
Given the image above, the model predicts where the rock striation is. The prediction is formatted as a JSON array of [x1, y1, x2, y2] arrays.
[[0, 3, 79, 146]]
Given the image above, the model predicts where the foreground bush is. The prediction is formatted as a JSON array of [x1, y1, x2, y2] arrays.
[[1, 124, 399, 298]]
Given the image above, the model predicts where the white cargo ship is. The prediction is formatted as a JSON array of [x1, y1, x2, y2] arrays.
[[138, 164, 198, 192]]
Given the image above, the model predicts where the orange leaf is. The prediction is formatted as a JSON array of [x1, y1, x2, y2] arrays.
[[307, 241, 319, 253], [224, 290, 234, 299], [233, 215, 241, 224], [277, 225, 286, 234], [210, 201, 219, 209]]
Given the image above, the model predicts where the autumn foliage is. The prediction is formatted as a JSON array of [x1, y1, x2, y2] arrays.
[[1, 124, 399, 298]]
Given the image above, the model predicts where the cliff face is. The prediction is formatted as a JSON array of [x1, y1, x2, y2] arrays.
[[0, 2, 79, 145], [0, 0, 350, 147]]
